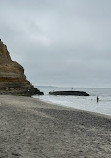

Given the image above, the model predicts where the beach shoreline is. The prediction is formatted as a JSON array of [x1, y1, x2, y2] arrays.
[[0, 95, 111, 158], [33, 95, 111, 119]]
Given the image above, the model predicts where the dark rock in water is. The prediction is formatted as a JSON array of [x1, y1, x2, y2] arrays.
[[49, 91, 89, 96], [0, 39, 43, 96]]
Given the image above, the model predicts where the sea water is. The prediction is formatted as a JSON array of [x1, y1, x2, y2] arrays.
[[33, 86, 111, 116]]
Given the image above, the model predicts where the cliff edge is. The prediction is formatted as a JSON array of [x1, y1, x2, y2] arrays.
[[0, 39, 43, 96]]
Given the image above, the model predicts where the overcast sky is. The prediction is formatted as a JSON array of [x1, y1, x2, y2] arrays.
[[0, 0, 111, 88]]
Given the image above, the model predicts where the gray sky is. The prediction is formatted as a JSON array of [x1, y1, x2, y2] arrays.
[[0, 0, 111, 88]]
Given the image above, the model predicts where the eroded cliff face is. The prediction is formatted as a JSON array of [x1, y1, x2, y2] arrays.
[[0, 39, 43, 95]]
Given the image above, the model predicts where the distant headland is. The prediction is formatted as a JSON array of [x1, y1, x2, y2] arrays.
[[49, 90, 89, 96], [0, 39, 43, 96]]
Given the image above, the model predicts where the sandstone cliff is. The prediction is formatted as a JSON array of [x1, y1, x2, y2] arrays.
[[0, 39, 43, 95]]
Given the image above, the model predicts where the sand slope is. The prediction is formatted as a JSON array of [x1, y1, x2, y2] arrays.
[[0, 95, 111, 158]]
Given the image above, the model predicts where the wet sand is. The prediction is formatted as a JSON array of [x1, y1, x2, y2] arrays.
[[0, 95, 111, 158]]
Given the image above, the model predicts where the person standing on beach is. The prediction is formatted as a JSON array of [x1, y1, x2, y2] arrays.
[[97, 96, 99, 102]]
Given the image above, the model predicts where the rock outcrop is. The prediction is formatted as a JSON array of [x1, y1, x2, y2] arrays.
[[0, 39, 43, 96], [49, 91, 89, 96]]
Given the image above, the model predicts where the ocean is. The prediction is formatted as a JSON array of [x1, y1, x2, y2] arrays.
[[33, 86, 111, 116]]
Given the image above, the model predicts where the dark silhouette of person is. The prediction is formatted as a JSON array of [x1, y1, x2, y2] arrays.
[[97, 96, 99, 102]]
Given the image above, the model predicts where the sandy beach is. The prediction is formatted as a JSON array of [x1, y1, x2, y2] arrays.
[[0, 95, 111, 158]]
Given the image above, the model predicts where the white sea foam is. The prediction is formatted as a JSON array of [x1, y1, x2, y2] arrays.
[[33, 87, 111, 116]]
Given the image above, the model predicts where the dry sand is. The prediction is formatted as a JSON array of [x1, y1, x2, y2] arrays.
[[0, 95, 111, 158]]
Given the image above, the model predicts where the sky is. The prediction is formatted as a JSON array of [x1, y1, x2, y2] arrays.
[[0, 0, 111, 88]]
